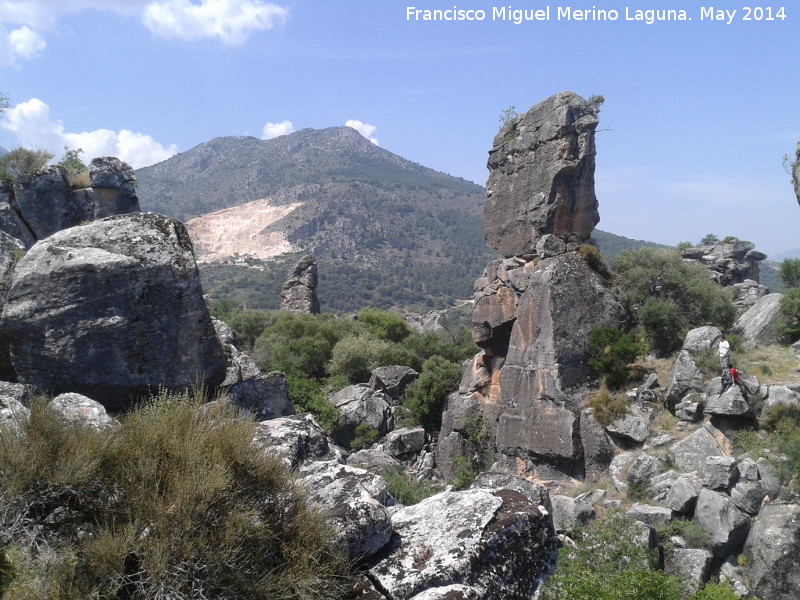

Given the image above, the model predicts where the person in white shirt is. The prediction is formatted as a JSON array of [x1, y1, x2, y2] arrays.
[[718, 335, 731, 370]]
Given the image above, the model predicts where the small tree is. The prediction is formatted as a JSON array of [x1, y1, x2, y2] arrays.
[[776, 288, 800, 344], [58, 146, 87, 174], [779, 258, 800, 290], [700, 233, 720, 246], [0, 146, 54, 183]]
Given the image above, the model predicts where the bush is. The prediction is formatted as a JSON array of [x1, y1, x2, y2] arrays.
[[656, 518, 709, 549], [383, 466, 441, 506], [356, 308, 412, 343], [399, 356, 463, 432], [775, 288, 800, 344], [613, 248, 736, 355], [0, 147, 54, 184], [540, 512, 684, 600], [0, 393, 349, 599], [587, 326, 640, 388], [328, 335, 391, 384], [779, 258, 800, 290], [737, 405, 800, 492], [579, 244, 611, 280], [586, 386, 629, 427]]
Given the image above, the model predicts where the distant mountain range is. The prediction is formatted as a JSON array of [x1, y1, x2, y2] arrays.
[[134, 128, 777, 313]]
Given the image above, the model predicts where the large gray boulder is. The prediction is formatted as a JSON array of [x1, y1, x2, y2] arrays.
[[328, 384, 394, 447], [693, 488, 751, 559], [742, 501, 800, 600], [682, 326, 723, 357], [669, 424, 732, 473], [224, 371, 295, 421], [733, 293, 783, 349], [251, 413, 343, 470], [279, 254, 320, 314], [48, 392, 120, 431], [1, 212, 226, 410], [0, 158, 139, 246], [369, 365, 419, 405], [484, 91, 600, 257], [664, 548, 713, 593], [664, 350, 704, 412], [299, 460, 393, 562], [368, 488, 556, 600]]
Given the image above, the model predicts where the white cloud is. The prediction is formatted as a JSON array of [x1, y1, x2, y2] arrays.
[[142, 0, 288, 45], [261, 120, 293, 139], [1, 98, 177, 168], [0, 25, 46, 67], [0, 0, 289, 67], [345, 119, 379, 145]]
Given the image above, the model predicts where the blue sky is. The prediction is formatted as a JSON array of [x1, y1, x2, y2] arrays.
[[1, 1, 798, 256]]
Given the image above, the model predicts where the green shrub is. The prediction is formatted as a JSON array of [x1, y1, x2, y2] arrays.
[[356, 308, 412, 343], [286, 376, 339, 433], [328, 335, 391, 384], [587, 326, 640, 388], [613, 247, 736, 355], [383, 467, 441, 506], [450, 456, 478, 490], [737, 405, 800, 492], [775, 288, 800, 344], [779, 258, 800, 290], [399, 356, 463, 432], [541, 512, 684, 600], [349, 424, 380, 451], [691, 582, 742, 600], [586, 386, 629, 427], [656, 518, 709, 549], [0, 147, 54, 184], [0, 393, 349, 599], [579, 244, 611, 280]]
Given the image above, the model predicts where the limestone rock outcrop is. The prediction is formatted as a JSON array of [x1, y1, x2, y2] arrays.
[[484, 91, 600, 257], [0, 212, 226, 410], [680, 240, 767, 287], [0, 157, 139, 248], [280, 254, 320, 314], [732, 293, 783, 349], [440, 92, 626, 484]]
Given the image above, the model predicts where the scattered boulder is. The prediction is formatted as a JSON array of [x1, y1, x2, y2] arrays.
[[742, 501, 800, 600], [369, 365, 419, 405], [299, 460, 393, 562], [663, 547, 713, 593], [625, 503, 672, 528], [682, 326, 722, 357], [348, 448, 403, 476], [551, 494, 595, 532], [733, 293, 784, 349], [703, 456, 738, 491], [251, 413, 341, 470], [693, 488, 751, 559], [705, 378, 754, 419], [1, 213, 226, 410], [484, 91, 600, 256], [665, 476, 700, 514], [328, 384, 394, 448], [579, 407, 615, 481], [626, 453, 661, 485], [0, 394, 29, 434], [279, 254, 320, 314], [732, 279, 770, 312], [669, 424, 732, 473], [368, 488, 556, 600], [469, 472, 553, 514], [664, 350, 703, 412], [48, 392, 120, 431], [224, 371, 294, 421], [383, 426, 425, 457], [606, 403, 653, 444], [730, 480, 766, 515]]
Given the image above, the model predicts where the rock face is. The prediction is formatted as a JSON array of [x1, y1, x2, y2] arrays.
[[280, 254, 320, 314], [732, 293, 783, 349], [0, 158, 139, 248], [743, 501, 800, 600], [0, 212, 226, 410], [440, 92, 626, 484], [680, 240, 767, 287], [484, 91, 600, 257], [367, 488, 555, 600]]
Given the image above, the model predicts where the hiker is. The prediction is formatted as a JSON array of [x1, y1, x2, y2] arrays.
[[721, 368, 733, 393], [718, 335, 731, 369]]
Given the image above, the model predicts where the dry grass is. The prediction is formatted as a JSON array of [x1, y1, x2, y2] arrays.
[[735, 345, 800, 385], [65, 169, 90, 190]]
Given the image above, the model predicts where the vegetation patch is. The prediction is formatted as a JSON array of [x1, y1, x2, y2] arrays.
[[0, 392, 349, 600], [585, 386, 629, 427]]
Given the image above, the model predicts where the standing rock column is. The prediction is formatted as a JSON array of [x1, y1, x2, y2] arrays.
[[280, 254, 320, 314], [484, 91, 600, 258]]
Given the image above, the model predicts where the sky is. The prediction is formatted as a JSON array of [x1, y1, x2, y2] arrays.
[[0, 0, 798, 256]]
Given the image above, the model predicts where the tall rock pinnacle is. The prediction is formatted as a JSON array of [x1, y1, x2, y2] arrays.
[[484, 91, 600, 258]]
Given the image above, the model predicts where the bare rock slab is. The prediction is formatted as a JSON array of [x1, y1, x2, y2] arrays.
[[1, 212, 226, 410]]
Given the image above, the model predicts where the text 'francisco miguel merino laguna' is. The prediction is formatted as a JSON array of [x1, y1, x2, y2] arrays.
[[405, 6, 788, 25]]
